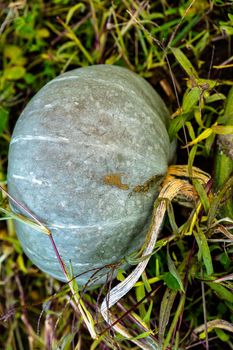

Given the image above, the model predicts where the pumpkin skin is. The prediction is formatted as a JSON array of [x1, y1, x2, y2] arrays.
[[7, 65, 175, 285]]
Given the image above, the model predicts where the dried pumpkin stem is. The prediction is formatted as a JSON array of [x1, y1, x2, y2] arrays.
[[101, 172, 198, 350]]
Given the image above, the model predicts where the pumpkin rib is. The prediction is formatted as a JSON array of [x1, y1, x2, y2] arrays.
[[10, 135, 70, 145], [9, 211, 151, 231], [11, 116, 169, 164], [48, 212, 150, 229], [9, 141, 169, 182], [44, 71, 170, 138], [46, 75, 166, 124], [11, 174, 47, 186]]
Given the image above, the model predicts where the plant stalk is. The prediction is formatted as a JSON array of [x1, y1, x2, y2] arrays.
[[214, 87, 233, 218]]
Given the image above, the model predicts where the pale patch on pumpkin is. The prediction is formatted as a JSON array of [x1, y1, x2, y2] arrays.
[[10, 135, 69, 145], [20, 104, 56, 118], [46, 76, 82, 85], [12, 174, 44, 186], [46, 76, 127, 92], [26, 247, 38, 256], [44, 103, 55, 108]]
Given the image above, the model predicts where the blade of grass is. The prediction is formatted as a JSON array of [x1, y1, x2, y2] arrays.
[[159, 288, 177, 346], [57, 17, 93, 64], [208, 175, 233, 227], [194, 227, 214, 276], [170, 47, 198, 78], [171, 15, 201, 46], [163, 293, 186, 350], [167, 247, 184, 292], [214, 87, 233, 217], [192, 179, 210, 213], [182, 87, 202, 113], [206, 282, 233, 304]]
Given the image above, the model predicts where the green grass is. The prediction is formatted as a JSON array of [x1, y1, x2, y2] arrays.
[[0, 1, 233, 349]]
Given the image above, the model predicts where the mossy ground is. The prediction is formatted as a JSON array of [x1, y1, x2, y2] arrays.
[[0, 1, 233, 349]]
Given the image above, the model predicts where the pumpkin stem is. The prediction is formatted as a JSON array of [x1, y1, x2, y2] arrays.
[[100, 165, 210, 349]]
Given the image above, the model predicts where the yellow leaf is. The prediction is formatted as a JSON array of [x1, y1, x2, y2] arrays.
[[36, 28, 50, 38], [4, 66, 26, 80], [4, 45, 23, 59], [212, 125, 233, 134], [66, 3, 85, 24], [213, 64, 233, 69], [17, 254, 28, 273], [194, 109, 204, 128], [183, 128, 213, 147]]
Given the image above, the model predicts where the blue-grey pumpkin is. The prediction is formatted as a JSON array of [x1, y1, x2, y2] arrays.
[[7, 65, 175, 285]]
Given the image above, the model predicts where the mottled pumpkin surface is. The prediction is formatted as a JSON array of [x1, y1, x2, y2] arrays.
[[7, 65, 175, 285]]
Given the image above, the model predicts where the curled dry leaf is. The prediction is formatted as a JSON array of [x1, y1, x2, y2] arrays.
[[100, 165, 210, 349]]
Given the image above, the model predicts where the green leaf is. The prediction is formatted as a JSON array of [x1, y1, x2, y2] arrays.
[[66, 3, 85, 24], [159, 288, 177, 344], [59, 19, 93, 64], [185, 121, 196, 140], [4, 45, 23, 60], [36, 28, 50, 38], [188, 144, 198, 174], [54, 334, 74, 350], [194, 77, 233, 88], [213, 87, 233, 218], [136, 284, 147, 320], [115, 331, 153, 342], [4, 66, 26, 80], [136, 283, 146, 302], [142, 271, 152, 293], [220, 25, 233, 35], [192, 179, 210, 213], [207, 282, 233, 303], [163, 294, 186, 349], [194, 228, 213, 276], [170, 47, 198, 78], [164, 272, 180, 291], [24, 73, 36, 84], [143, 300, 153, 324], [168, 113, 191, 140], [219, 252, 231, 268], [116, 268, 126, 282], [223, 87, 233, 126], [16, 254, 27, 273], [182, 87, 201, 112], [0, 107, 9, 134], [208, 175, 233, 227], [215, 328, 230, 342], [171, 15, 201, 46], [3, 44, 27, 66], [212, 124, 233, 134], [206, 93, 226, 104], [167, 248, 184, 292], [228, 13, 233, 22]]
